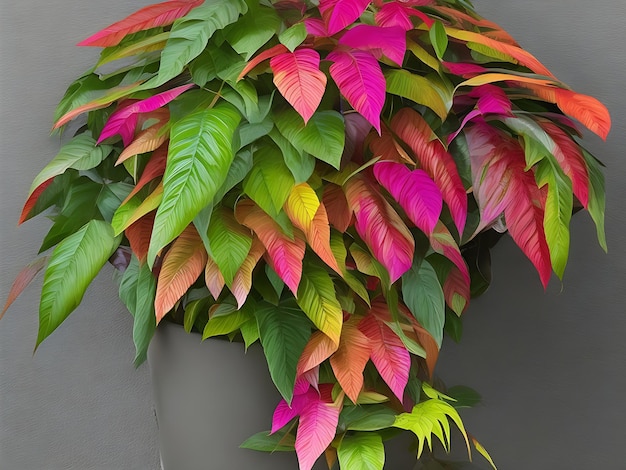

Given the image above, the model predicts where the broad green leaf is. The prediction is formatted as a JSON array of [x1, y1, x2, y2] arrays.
[[213, 149, 253, 203], [274, 109, 345, 169], [256, 301, 311, 403], [429, 21, 448, 60], [385, 69, 450, 120], [148, 103, 241, 265], [119, 256, 157, 365], [240, 429, 296, 452], [337, 432, 385, 470], [19, 171, 78, 224], [402, 259, 445, 348], [279, 22, 307, 52], [535, 158, 572, 279], [240, 317, 260, 350], [96, 182, 134, 222], [225, 3, 280, 60], [37, 221, 120, 348], [28, 135, 112, 196], [296, 263, 343, 346], [203, 302, 253, 339], [152, 0, 248, 87], [340, 405, 396, 432], [243, 142, 295, 218], [206, 207, 253, 285], [268, 128, 315, 183], [582, 149, 607, 251], [237, 118, 274, 149]]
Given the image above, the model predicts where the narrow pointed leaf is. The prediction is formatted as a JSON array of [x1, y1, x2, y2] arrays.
[[238, 43, 289, 80], [149, 103, 240, 265], [125, 211, 156, 264], [322, 184, 352, 233], [1, 257, 48, 320], [204, 256, 225, 300], [582, 149, 607, 251], [429, 21, 448, 59], [154, 225, 208, 323], [37, 221, 120, 347], [329, 320, 370, 403], [230, 237, 266, 308], [122, 145, 168, 204]]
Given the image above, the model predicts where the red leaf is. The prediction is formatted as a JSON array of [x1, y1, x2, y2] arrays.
[[327, 49, 385, 133], [238, 44, 289, 80], [1, 257, 48, 320], [319, 0, 371, 35], [122, 144, 168, 204], [78, 0, 204, 47], [339, 24, 407, 66], [391, 108, 467, 235], [125, 211, 156, 264], [154, 225, 208, 323], [344, 175, 414, 283], [18, 178, 53, 224], [271, 49, 327, 123], [367, 124, 415, 164]]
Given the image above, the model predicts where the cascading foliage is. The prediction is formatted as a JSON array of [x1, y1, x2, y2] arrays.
[[3, 0, 610, 469]]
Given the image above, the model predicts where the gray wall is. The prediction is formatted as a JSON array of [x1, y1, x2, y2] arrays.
[[0, 1, 623, 469]]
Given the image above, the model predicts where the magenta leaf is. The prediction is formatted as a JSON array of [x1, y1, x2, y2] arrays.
[[338, 24, 406, 66], [304, 18, 328, 36], [98, 84, 193, 145], [375, 1, 434, 30], [319, 0, 371, 35], [373, 161, 443, 236], [443, 62, 488, 77], [328, 49, 385, 133], [271, 392, 308, 433]]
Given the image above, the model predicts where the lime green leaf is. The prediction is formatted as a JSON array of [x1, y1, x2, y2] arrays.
[[225, 4, 280, 60], [274, 109, 345, 169], [385, 69, 450, 120], [279, 22, 307, 52], [148, 103, 241, 266], [338, 432, 385, 470], [582, 149, 607, 251], [118, 255, 157, 365], [472, 436, 498, 469], [240, 429, 296, 452], [243, 142, 295, 218], [256, 301, 311, 403], [429, 20, 448, 60], [37, 221, 120, 348]]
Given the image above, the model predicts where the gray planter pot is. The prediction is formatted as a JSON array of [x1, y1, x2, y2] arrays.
[[148, 322, 419, 469]]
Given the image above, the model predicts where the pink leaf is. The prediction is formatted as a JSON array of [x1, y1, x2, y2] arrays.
[[374, 161, 443, 236], [375, 1, 434, 30], [359, 302, 410, 401], [304, 18, 328, 37], [328, 49, 385, 133], [443, 62, 488, 77], [271, 49, 327, 123], [238, 44, 289, 80], [77, 0, 204, 47], [98, 84, 193, 145], [429, 222, 470, 285], [339, 24, 406, 66], [271, 392, 309, 434], [344, 175, 414, 283], [391, 108, 467, 235], [1, 257, 48, 320], [319, 0, 371, 35]]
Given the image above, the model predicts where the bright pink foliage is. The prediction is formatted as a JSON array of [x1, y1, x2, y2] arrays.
[[319, 0, 371, 35], [338, 24, 407, 66]]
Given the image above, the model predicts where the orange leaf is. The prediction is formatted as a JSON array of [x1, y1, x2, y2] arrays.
[[116, 119, 169, 165], [238, 43, 289, 81], [329, 319, 370, 403], [399, 305, 440, 378], [155, 225, 208, 323], [367, 124, 415, 164], [204, 256, 225, 300], [230, 237, 266, 308], [122, 144, 168, 204], [125, 211, 156, 264], [1, 257, 48, 320], [297, 331, 338, 376]]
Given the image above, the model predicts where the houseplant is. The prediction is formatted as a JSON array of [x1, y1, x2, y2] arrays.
[[1, 0, 611, 468]]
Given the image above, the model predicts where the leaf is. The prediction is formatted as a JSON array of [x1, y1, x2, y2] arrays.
[[37, 221, 120, 348], [339, 24, 406, 66], [446, 385, 481, 409], [327, 49, 385, 133], [116, 119, 169, 165], [268, 128, 315, 183], [322, 184, 352, 233], [337, 432, 385, 470], [279, 22, 307, 52], [472, 437, 498, 470], [297, 331, 338, 375], [429, 20, 448, 59], [373, 161, 442, 237], [204, 256, 225, 300], [376, 2, 434, 30], [319, 0, 371, 35], [1, 257, 48, 320], [153, 0, 248, 86], [359, 303, 411, 401], [274, 109, 345, 169], [77, 0, 204, 47], [154, 225, 208, 323], [236, 199, 305, 295], [296, 263, 344, 345], [256, 301, 312, 403], [96, 30, 170, 68], [271, 48, 327, 123], [225, 4, 280, 60], [243, 142, 295, 218], [122, 144, 168, 204], [393, 398, 470, 458], [581, 149, 607, 251], [238, 43, 289, 80], [391, 108, 467, 235], [230, 237, 266, 308], [203, 302, 252, 338], [384, 69, 450, 120], [284, 183, 320, 232], [125, 211, 156, 264], [240, 430, 296, 452], [118, 256, 157, 365], [148, 103, 241, 266], [402, 258, 445, 348], [344, 175, 414, 283], [329, 320, 370, 403], [206, 207, 253, 286]]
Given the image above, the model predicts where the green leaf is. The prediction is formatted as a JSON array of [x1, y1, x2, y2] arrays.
[[183, 297, 211, 333], [237, 118, 274, 149], [148, 103, 241, 266], [96, 30, 169, 68], [37, 220, 121, 348], [446, 386, 481, 409], [535, 157, 572, 279], [96, 182, 134, 222], [225, 3, 280, 60], [385, 69, 451, 120], [203, 302, 253, 339], [341, 406, 397, 432], [402, 259, 445, 348], [213, 149, 253, 203], [279, 22, 307, 52], [243, 141, 295, 218], [119, 256, 157, 365], [28, 134, 112, 195], [274, 109, 345, 169], [582, 149, 607, 251], [255, 301, 311, 403], [429, 20, 448, 60], [152, 0, 248, 87], [240, 317, 260, 350], [338, 432, 385, 470], [268, 128, 315, 183], [240, 429, 295, 452]]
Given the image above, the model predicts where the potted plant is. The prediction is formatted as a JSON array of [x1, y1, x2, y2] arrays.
[[2, 0, 610, 469]]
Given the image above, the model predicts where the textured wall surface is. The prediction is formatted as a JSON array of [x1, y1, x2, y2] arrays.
[[0, 1, 624, 469]]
